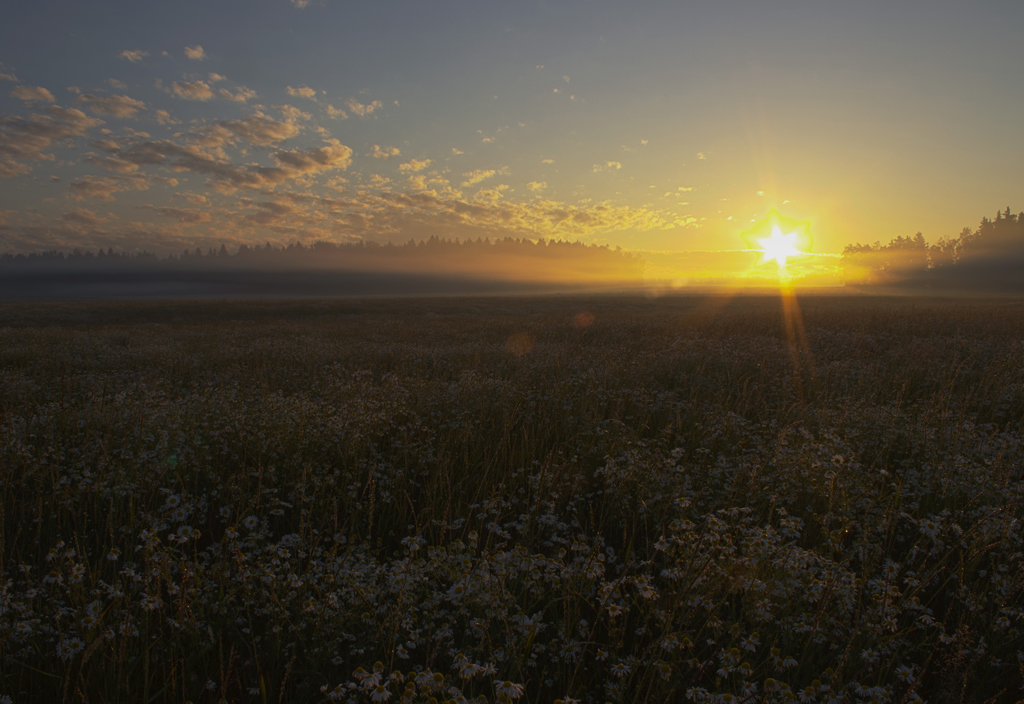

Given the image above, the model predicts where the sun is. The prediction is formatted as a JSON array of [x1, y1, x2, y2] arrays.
[[740, 209, 814, 273], [757, 225, 803, 269]]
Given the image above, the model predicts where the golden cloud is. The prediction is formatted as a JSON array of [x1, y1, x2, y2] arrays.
[[398, 158, 431, 172], [10, 86, 55, 103], [287, 85, 317, 100], [75, 93, 146, 118], [118, 50, 148, 63]]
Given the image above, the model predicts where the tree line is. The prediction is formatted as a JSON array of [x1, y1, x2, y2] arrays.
[[842, 207, 1024, 290], [0, 236, 646, 284]]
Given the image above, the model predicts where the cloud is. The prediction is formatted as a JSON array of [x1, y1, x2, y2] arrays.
[[527, 181, 547, 193], [273, 139, 352, 173], [451, 147, 463, 155], [592, 161, 622, 172], [10, 86, 55, 103], [140, 205, 211, 224], [287, 85, 317, 100], [0, 160, 31, 178], [75, 93, 146, 118], [217, 112, 302, 145], [460, 169, 491, 186], [0, 105, 103, 174], [398, 158, 431, 172], [89, 138, 148, 172], [184, 45, 207, 60], [291, 0, 311, 6], [218, 86, 257, 103], [325, 104, 347, 119], [171, 80, 214, 101], [345, 98, 382, 117], [370, 144, 401, 159], [154, 109, 176, 125], [61, 207, 113, 228], [208, 73, 226, 83], [540, 158, 554, 164], [278, 105, 311, 121], [0, 71, 17, 82], [119, 50, 148, 63], [106, 78, 127, 89], [697, 152, 707, 160], [678, 186, 694, 192], [108, 135, 352, 193], [69, 174, 150, 201]]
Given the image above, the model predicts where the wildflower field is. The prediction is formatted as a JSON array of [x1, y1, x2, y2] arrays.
[[1, 294, 1022, 704]]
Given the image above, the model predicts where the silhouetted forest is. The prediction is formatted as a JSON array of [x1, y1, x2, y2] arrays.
[[0, 237, 645, 299], [843, 207, 1024, 291]]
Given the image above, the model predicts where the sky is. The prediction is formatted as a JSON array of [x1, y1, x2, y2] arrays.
[[2, 0, 1023, 283]]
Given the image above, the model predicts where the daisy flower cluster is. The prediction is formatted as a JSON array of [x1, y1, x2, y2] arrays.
[[0, 295, 1021, 702]]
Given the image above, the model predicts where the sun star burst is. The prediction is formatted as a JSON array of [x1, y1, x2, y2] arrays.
[[757, 226, 803, 268]]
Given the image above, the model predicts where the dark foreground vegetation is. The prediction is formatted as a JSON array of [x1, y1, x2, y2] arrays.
[[1, 294, 1022, 703]]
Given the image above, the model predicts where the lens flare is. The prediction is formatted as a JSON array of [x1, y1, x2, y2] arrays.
[[740, 210, 813, 273]]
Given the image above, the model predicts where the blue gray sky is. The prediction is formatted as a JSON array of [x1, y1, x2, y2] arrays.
[[2, 0, 1022, 281]]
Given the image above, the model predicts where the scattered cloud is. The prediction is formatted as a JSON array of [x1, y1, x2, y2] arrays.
[[170, 80, 214, 101], [105, 78, 127, 90], [527, 181, 547, 193], [697, 152, 707, 160], [216, 112, 303, 145], [541, 158, 554, 164], [0, 105, 103, 176], [291, 0, 311, 7], [592, 161, 622, 172], [10, 85, 55, 103], [119, 50, 148, 63], [278, 105, 311, 121], [154, 109, 176, 125], [69, 174, 150, 201], [461, 167, 509, 187], [61, 207, 114, 228], [398, 158, 431, 172], [219, 86, 257, 102], [370, 145, 401, 159], [208, 73, 227, 83], [0, 71, 17, 82], [169, 80, 255, 103], [274, 141, 354, 175], [345, 98, 382, 117], [678, 186, 694, 192], [140, 205, 212, 223], [75, 94, 146, 118], [325, 104, 347, 119], [0, 160, 31, 178], [184, 45, 207, 60], [106, 137, 352, 192], [287, 85, 317, 100], [451, 147, 463, 155]]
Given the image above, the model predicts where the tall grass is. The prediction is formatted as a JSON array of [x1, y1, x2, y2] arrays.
[[0, 294, 1022, 703]]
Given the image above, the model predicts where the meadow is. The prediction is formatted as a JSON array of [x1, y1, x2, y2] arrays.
[[0, 293, 1022, 704]]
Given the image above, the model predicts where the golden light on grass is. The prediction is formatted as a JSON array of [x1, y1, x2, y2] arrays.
[[740, 209, 816, 396]]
